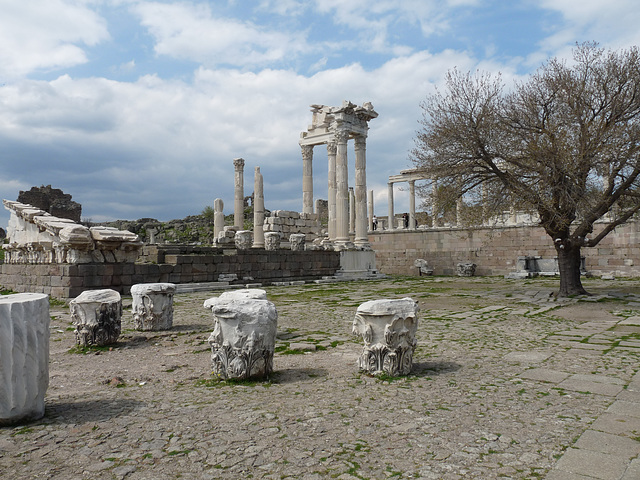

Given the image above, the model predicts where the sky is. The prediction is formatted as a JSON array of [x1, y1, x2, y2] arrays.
[[1, 0, 640, 229]]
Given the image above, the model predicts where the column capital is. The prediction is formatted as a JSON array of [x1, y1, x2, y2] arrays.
[[301, 144, 314, 160], [326, 142, 337, 156], [233, 157, 245, 169], [334, 130, 349, 144]]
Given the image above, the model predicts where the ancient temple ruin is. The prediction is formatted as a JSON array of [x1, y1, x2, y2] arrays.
[[299, 101, 378, 250]]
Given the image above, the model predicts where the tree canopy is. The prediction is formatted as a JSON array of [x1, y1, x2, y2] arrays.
[[410, 43, 640, 296]]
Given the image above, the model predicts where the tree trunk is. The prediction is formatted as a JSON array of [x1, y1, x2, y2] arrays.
[[556, 243, 589, 296]]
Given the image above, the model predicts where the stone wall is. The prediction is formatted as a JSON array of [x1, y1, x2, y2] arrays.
[[263, 210, 321, 241], [369, 218, 640, 277], [0, 249, 341, 299]]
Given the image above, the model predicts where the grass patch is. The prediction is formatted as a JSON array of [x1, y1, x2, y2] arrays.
[[67, 344, 113, 354]]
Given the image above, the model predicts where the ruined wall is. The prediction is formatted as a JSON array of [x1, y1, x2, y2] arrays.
[[0, 249, 341, 299], [369, 219, 640, 277], [17, 185, 82, 223]]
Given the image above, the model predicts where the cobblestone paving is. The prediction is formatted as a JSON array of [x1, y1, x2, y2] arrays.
[[1, 276, 640, 479]]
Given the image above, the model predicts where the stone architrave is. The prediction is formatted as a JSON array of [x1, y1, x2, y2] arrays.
[[233, 158, 245, 229], [456, 263, 477, 277], [235, 230, 253, 250], [352, 298, 419, 376], [204, 289, 278, 380], [131, 283, 176, 331], [3, 200, 142, 264], [253, 167, 265, 248], [289, 233, 306, 251], [0, 293, 49, 425], [213, 198, 225, 240], [264, 232, 280, 251], [70, 289, 122, 346]]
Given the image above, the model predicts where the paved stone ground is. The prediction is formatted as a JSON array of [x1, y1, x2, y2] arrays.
[[2, 275, 640, 479]]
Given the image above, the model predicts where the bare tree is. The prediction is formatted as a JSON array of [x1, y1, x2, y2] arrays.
[[411, 43, 640, 296]]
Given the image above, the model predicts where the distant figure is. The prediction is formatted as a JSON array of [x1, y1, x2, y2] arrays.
[[403, 213, 408, 229], [372, 215, 378, 230]]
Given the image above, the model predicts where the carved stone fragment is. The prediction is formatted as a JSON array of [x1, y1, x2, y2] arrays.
[[456, 262, 477, 277], [352, 298, 419, 376], [204, 289, 278, 380], [264, 232, 280, 251], [235, 230, 253, 250], [70, 289, 122, 346], [131, 283, 176, 331], [0, 293, 50, 425], [289, 233, 306, 251]]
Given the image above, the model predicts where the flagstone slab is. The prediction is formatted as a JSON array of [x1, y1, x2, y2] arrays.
[[574, 430, 640, 457], [557, 377, 624, 396], [591, 413, 640, 435], [606, 400, 640, 418], [519, 368, 570, 383], [553, 447, 630, 480], [503, 351, 553, 363]]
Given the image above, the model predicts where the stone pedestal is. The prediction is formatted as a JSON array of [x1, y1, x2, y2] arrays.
[[70, 289, 122, 346], [204, 289, 278, 380], [352, 298, 419, 376], [289, 233, 306, 251], [131, 283, 176, 331], [0, 293, 50, 425]]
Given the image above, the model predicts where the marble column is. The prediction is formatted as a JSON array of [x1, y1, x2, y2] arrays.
[[253, 166, 265, 248], [0, 293, 49, 425], [301, 145, 314, 215], [335, 130, 350, 244], [233, 158, 245, 229], [409, 180, 416, 230], [327, 142, 337, 241], [214, 198, 224, 240], [354, 136, 369, 247], [387, 182, 395, 231], [349, 187, 355, 235], [367, 189, 374, 231]]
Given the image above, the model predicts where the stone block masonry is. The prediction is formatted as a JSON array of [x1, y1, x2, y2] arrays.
[[0, 249, 341, 299], [369, 219, 640, 277]]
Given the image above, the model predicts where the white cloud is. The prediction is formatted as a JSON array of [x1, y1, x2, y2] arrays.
[[0, 0, 109, 80], [131, 1, 309, 67], [536, 0, 640, 58]]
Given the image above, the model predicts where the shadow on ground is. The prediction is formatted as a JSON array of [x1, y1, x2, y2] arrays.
[[412, 360, 462, 376], [43, 398, 144, 425]]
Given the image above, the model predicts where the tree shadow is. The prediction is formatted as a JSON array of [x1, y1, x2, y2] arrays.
[[42, 398, 144, 425]]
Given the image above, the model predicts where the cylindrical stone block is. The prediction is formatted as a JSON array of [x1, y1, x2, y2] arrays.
[[131, 283, 176, 331], [70, 289, 122, 346], [204, 289, 278, 380], [0, 293, 50, 425], [352, 297, 419, 376]]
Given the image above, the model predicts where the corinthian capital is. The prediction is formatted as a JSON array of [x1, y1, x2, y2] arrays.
[[301, 145, 314, 161], [334, 130, 349, 144], [233, 158, 245, 170], [354, 136, 366, 151]]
